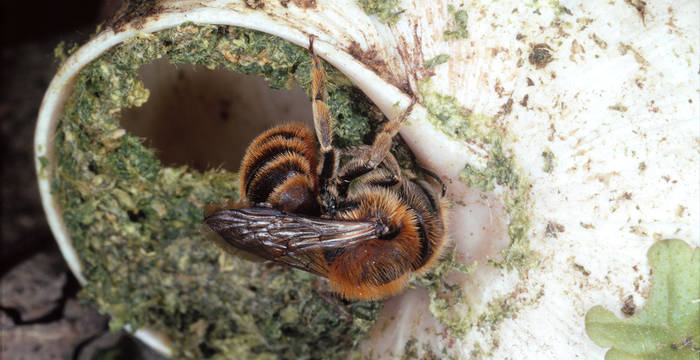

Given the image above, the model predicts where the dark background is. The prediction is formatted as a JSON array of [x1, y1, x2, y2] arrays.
[[1, 1, 165, 358]]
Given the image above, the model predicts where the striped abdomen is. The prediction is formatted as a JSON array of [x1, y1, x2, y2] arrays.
[[240, 123, 319, 214]]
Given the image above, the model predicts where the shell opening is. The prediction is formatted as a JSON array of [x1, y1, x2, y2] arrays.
[[120, 59, 313, 172]]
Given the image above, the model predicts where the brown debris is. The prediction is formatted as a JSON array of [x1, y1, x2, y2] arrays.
[[107, 0, 163, 33], [573, 263, 591, 276], [245, 0, 265, 9], [529, 43, 554, 69], [348, 41, 386, 68], [569, 39, 584, 62], [618, 43, 650, 68], [625, 0, 648, 24], [293, 0, 316, 8], [579, 222, 595, 229], [545, 221, 566, 238], [608, 103, 629, 112], [620, 295, 636, 316], [520, 94, 529, 107], [589, 33, 608, 50], [347, 41, 410, 95], [500, 98, 514, 116]]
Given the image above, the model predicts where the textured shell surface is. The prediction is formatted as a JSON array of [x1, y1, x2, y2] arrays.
[[35, 0, 699, 358]]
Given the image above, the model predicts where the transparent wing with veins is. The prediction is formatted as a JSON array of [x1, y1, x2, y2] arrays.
[[203, 207, 385, 277]]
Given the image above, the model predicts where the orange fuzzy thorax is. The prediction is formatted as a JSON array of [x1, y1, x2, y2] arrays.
[[328, 186, 423, 300]]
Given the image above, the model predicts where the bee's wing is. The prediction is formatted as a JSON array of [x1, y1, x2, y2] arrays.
[[202, 207, 381, 277]]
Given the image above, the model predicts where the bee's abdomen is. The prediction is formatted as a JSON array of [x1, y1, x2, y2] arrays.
[[240, 124, 319, 214]]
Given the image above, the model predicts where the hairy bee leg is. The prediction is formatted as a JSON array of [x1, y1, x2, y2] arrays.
[[336, 147, 402, 198], [367, 96, 417, 164], [354, 97, 417, 170], [315, 289, 352, 320], [381, 152, 402, 178], [309, 36, 333, 155], [333, 98, 417, 197], [418, 166, 447, 197], [309, 35, 339, 213]]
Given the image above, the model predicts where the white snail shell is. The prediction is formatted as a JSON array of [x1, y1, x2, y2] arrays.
[[35, 0, 698, 358]]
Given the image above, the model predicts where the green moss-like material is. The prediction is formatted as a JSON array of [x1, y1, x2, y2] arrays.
[[542, 148, 556, 173], [54, 24, 384, 359], [586, 239, 699, 359], [418, 80, 495, 142], [443, 5, 469, 40], [412, 245, 476, 338], [529, 0, 573, 16], [412, 78, 533, 356], [356, 0, 405, 24], [418, 79, 532, 273], [38, 155, 49, 178], [399, 336, 451, 360], [424, 54, 450, 68]]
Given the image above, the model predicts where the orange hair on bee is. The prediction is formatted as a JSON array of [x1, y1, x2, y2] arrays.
[[328, 186, 424, 300], [247, 152, 316, 211], [242, 123, 317, 166], [204, 39, 449, 301], [329, 271, 410, 301], [268, 173, 318, 214], [239, 123, 319, 213], [240, 124, 317, 194]]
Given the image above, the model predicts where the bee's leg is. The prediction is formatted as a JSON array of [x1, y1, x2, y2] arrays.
[[315, 288, 352, 320], [370, 96, 417, 165], [379, 152, 402, 182], [417, 166, 447, 197], [336, 147, 401, 198], [309, 36, 339, 213], [335, 98, 417, 197]]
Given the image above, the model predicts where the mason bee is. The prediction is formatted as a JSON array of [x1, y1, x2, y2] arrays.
[[203, 36, 447, 300]]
